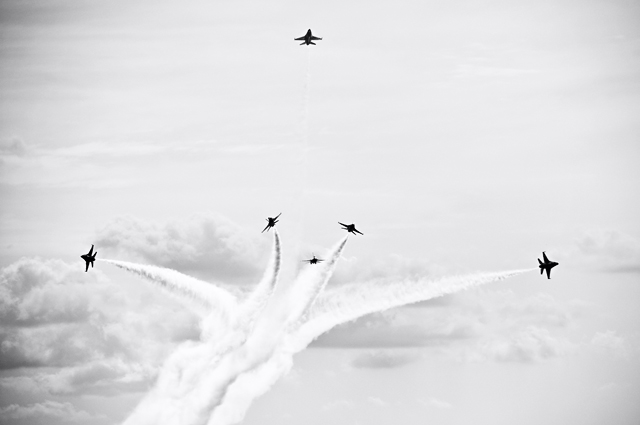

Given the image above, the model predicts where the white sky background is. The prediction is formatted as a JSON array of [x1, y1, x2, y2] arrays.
[[1, 0, 639, 424]]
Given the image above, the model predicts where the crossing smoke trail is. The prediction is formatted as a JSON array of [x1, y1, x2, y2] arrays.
[[208, 268, 535, 425], [120, 233, 283, 425], [199, 235, 348, 425], [207, 236, 348, 425], [120, 233, 346, 425], [114, 232, 532, 425], [285, 236, 348, 327]]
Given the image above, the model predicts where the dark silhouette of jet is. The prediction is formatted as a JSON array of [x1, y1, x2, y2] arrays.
[[295, 29, 322, 45], [339, 222, 363, 235], [262, 213, 281, 233], [538, 251, 558, 279], [302, 254, 324, 265], [81, 245, 97, 272]]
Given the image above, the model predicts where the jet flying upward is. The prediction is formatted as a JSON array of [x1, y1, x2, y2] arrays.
[[81, 245, 97, 272], [295, 29, 322, 45], [538, 251, 558, 279], [302, 254, 324, 265], [262, 213, 282, 233], [339, 222, 363, 235]]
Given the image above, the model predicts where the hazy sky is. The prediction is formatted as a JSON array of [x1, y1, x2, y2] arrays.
[[1, 0, 639, 424]]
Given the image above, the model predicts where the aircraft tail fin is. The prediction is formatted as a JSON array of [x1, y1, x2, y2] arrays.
[[309, 41, 316, 45], [540, 268, 543, 275], [537, 258, 542, 265], [300, 41, 306, 45]]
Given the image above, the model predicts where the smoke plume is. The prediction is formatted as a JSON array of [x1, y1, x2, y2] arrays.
[[106, 233, 531, 425]]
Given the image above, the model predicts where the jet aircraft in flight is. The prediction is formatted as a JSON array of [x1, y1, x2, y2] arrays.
[[302, 254, 323, 265], [81, 245, 97, 272], [295, 29, 322, 45], [339, 222, 363, 235], [538, 251, 558, 279], [262, 213, 281, 233]]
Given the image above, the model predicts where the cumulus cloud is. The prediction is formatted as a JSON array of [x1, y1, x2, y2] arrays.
[[311, 287, 582, 366], [478, 326, 574, 363], [0, 137, 28, 157], [331, 253, 444, 286], [0, 401, 105, 424], [351, 350, 418, 369], [0, 258, 101, 327], [95, 214, 268, 284], [574, 230, 640, 273], [0, 256, 199, 406], [366, 396, 388, 407], [314, 309, 474, 348], [424, 397, 453, 409], [591, 330, 629, 358], [321, 399, 354, 411]]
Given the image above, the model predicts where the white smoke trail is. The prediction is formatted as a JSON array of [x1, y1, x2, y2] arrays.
[[121, 236, 347, 425], [206, 236, 348, 425], [100, 259, 237, 320], [207, 268, 534, 425], [284, 236, 348, 327], [293, 268, 536, 351], [118, 231, 533, 425], [239, 230, 281, 323], [286, 47, 313, 257]]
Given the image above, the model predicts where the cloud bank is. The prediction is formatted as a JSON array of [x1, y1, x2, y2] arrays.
[[95, 214, 267, 284]]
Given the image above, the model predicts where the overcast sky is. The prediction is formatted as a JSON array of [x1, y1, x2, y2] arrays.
[[1, 0, 639, 424]]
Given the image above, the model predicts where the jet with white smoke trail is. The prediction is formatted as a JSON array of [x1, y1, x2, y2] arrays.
[[108, 233, 532, 425], [118, 233, 345, 425]]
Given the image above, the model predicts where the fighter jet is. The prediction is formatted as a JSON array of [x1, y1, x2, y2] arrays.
[[339, 222, 363, 235], [538, 251, 558, 279], [295, 29, 322, 45], [81, 245, 97, 272], [262, 213, 281, 233], [302, 254, 324, 265]]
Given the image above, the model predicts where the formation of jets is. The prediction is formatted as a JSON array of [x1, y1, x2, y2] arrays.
[[81, 245, 97, 272], [80, 30, 560, 280], [295, 29, 322, 45]]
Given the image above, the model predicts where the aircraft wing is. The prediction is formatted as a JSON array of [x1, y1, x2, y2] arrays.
[[262, 224, 271, 233], [338, 222, 348, 227], [545, 268, 551, 279], [88, 245, 93, 256], [354, 229, 364, 235], [542, 252, 549, 263], [310, 36, 322, 40], [275, 213, 282, 219], [294, 36, 305, 40]]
